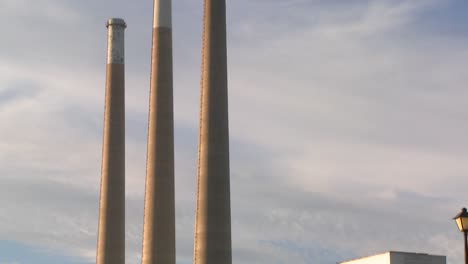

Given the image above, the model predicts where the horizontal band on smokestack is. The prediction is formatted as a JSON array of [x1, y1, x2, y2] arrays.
[[106, 18, 126, 64], [153, 0, 172, 28]]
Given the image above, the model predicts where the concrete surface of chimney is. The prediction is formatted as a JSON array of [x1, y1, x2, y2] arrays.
[[96, 18, 126, 264], [193, 0, 232, 263], [141, 1, 176, 264]]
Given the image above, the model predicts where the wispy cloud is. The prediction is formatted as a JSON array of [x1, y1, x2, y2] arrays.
[[1, 0, 467, 263]]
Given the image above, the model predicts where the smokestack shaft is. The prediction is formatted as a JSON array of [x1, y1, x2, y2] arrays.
[[141, 1, 175, 263], [96, 18, 126, 264], [194, 0, 232, 263]]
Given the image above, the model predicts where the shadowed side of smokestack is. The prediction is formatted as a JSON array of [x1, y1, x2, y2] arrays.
[[193, 0, 232, 263], [96, 18, 126, 264], [141, 0, 175, 263]]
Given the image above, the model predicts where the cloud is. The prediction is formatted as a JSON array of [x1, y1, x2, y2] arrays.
[[1, 0, 468, 264]]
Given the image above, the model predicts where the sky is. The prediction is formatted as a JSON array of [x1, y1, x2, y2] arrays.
[[1, 0, 468, 263]]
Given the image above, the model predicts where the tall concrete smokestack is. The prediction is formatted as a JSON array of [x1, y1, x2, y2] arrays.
[[141, 0, 175, 263], [193, 0, 232, 263], [96, 18, 126, 264]]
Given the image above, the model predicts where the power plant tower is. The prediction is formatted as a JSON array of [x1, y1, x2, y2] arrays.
[[193, 0, 232, 263], [141, 0, 175, 263], [96, 18, 127, 264]]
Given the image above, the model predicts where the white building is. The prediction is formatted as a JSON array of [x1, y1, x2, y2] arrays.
[[339, 251, 446, 264]]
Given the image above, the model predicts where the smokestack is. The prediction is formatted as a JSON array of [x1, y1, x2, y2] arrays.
[[141, 0, 175, 263], [96, 18, 126, 264], [193, 0, 232, 263]]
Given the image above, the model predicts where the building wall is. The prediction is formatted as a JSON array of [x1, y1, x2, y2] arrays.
[[390, 252, 446, 264], [340, 252, 446, 264], [341, 252, 390, 264]]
